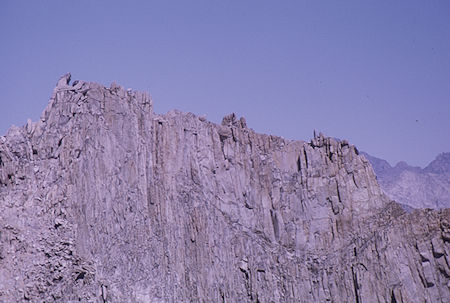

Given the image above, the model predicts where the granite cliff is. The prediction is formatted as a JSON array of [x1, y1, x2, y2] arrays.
[[362, 152, 450, 209], [0, 74, 449, 302]]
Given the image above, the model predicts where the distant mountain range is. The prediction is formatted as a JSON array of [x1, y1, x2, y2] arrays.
[[362, 151, 450, 209]]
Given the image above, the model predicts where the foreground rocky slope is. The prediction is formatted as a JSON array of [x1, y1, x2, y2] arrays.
[[0, 74, 449, 302], [362, 152, 450, 209]]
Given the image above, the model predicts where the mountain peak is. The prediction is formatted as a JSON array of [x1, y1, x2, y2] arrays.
[[424, 152, 450, 174], [0, 76, 448, 302], [363, 151, 450, 209]]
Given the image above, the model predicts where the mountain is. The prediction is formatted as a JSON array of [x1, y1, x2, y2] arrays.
[[424, 153, 450, 175], [362, 152, 450, 209], [0, 74, 449, 302]]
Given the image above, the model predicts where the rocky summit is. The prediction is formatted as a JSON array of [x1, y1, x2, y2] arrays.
[[0, 74, 449, 302]]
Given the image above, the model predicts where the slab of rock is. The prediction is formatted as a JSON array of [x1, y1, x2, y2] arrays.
[[0, 74, 448, 302]]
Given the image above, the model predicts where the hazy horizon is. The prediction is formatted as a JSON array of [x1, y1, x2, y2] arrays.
[[1, 1, 449, 168]]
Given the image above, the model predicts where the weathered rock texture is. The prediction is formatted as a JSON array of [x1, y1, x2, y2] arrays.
[[362, 152, 450, 209], [0, 74, 449, 302]]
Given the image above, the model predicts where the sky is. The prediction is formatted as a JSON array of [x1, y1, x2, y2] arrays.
[[0, 1, 449, 168]]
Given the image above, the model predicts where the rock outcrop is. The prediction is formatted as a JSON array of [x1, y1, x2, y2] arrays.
[[0, 74, 449, 302], [362, 152, 450, 209]]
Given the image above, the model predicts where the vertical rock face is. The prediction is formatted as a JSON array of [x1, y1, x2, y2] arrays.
[[0, 75, 449, 302]]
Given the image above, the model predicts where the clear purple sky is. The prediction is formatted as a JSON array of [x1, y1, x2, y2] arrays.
[[1, 1, 449, 167]]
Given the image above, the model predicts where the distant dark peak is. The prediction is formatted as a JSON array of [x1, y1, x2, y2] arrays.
[[360, 152, 392, 175], [424, 152, 450, 174], [395, 161, 409, 169], [363, 150, 450, 209], [438, 152, 450, 158], [392, 161, 423, 174]]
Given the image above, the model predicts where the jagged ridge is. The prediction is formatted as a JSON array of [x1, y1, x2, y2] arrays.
[[0, 74, 448, 302], [362, 152, 450, 209]]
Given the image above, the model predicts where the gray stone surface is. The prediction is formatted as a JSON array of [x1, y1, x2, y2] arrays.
[[0, 74, 449, 302], [362, 152, 450, 209]]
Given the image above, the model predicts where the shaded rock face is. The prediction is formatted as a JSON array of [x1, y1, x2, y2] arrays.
[[0, 75, 449, 302], [362, 152, 450, 209], [424, 153, 450, 175]]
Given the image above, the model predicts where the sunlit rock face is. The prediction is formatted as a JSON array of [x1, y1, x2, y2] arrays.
[[362, 152, 450, 209], [1, 74, 449, 302]]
